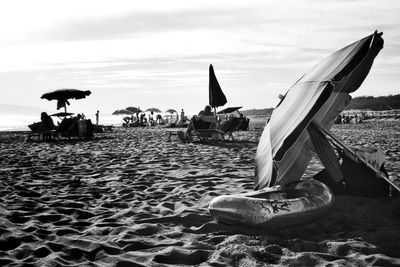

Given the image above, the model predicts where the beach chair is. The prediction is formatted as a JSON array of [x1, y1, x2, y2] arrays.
[[220, 117, 242, 140], [237, 117, 250, 131], [27, 122, 58, 141], [169, 116, 238, 143], [187, 116, 225, 142]]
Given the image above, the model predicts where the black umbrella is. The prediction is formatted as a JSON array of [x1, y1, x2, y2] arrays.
[[217, 106, 242, 114], [41, 89, 91, 112], [209, 64, 227, 110], [254, 31, 384, 190]]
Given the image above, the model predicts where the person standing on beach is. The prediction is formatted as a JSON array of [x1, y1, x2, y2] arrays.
[[95, 110, 99, 125], [136, 109, 140, 120], [180, 109, 185, 122]]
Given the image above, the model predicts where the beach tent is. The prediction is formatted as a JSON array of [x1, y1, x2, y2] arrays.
[[254, 31, 385, 190], [209, 64, 227, 110]]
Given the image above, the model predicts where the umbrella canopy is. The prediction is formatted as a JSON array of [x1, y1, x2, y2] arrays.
[[125, 107, 142, 113], [217, 106, 242, 114], [165, 109, 177, 114], [254, 31, 384, 190], [145, 107, 162, 113], [41, 89, 91, 112], [209, 64, 227, 108], [112, 109, 133, 115], [50, 112, 74, 117]]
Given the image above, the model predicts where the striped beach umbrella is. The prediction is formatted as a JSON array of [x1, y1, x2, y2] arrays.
[[254, 31, 384, 190]]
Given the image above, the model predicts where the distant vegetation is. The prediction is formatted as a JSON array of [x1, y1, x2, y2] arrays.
[[241, 108, 273, 117], [346, 94, 400, 110], [240, 94, 400, 117]]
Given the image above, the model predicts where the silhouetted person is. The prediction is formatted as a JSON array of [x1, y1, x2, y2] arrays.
[[198, 105, 213, 116], [40, 112, 56, 130], [40, 112, 56, 140], [95, 110, 99, 125], [180, 109, 185, 122], [185, 105, 215, 136]]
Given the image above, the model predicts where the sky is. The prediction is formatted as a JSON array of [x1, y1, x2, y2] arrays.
[[0, 0, 399, 116]]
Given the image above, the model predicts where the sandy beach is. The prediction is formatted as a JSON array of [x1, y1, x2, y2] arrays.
[[0, 119, 399, 266]]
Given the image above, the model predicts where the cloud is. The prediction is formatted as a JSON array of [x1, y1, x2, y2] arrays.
[[24, 7, 270, 44], [1, 0, 399, 115]]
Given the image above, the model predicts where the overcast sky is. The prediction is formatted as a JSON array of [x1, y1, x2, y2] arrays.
[[0, 0, 399, 116]]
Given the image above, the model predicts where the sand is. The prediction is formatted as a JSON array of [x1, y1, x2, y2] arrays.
[[0, 119, 399, 266]]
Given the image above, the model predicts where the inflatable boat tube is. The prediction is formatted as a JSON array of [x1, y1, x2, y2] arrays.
[[208, 179, 334, 228]]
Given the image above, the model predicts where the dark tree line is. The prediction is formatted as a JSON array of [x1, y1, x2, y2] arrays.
[[346, 94, 400, 111]]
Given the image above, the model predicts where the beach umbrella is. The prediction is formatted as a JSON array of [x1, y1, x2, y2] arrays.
[[50, 112, 74, 117], [209, 64, 227, 109], [112, 109, 133, 115], [126, 107, 142, 113], [254, 31, 384, 190], [41, 88, 91, 112], [145, 107, 162, 113], [217, 106, 242, 114], [165, 109, 177, 114]]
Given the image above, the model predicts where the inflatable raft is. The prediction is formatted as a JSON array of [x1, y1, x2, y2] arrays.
[[208, 179, 334, 228]]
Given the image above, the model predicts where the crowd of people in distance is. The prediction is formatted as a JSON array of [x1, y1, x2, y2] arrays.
[[334, 114, 364, 124], [177, 105, 249, 141], [122, 109, 189, 128]]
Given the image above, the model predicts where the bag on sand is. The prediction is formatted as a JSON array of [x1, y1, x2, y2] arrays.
[[314, 147, 394, 198]]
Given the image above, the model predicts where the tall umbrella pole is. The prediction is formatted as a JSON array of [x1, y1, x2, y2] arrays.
[[213, 107, 220, 129]]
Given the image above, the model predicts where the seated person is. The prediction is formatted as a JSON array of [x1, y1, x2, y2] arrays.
[[156, 114, 164, 124], [140, 113, 147, 126], [40, 112, 56, 131], [220, 116, 241, 133], [122, 116, 130, 127], [38, 112, 56, 140], [198, 105, 214, 117], [179, 105, 217, 140], [147, 111, 156, 126]]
